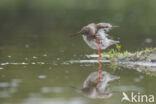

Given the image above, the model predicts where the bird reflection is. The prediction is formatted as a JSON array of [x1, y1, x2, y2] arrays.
[[73, 71, 120, 99]]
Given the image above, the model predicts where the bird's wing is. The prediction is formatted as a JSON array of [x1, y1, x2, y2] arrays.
[[106, 34, 113, 39], [96, 29, 108, 40]]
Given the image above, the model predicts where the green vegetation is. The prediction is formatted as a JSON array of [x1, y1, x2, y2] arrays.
[[101, 44, 131, 60], [101, 44, 154, 61]]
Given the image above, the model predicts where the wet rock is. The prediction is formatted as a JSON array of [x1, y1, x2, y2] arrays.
[[118, 48, 156, 62], [115, 48, 156, 76]]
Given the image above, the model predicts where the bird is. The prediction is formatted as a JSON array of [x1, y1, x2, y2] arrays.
[[76, 22, 120, 50], [82, 71, 120, 99]]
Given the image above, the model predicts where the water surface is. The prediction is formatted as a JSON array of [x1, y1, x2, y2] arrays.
[[0, 0, 156, 104]]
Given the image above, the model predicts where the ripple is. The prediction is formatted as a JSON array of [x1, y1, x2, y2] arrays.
[[43, 54, 47, 57], [0, 67, 3, 70], [0, 79, 22, 98], [1, 62, 28, 66], [0, 62, 47, 66], [112, 85, 144, 92], [38, 75, 47, 79], [0, 82, 9, 87], [69, 60, 110, 64], [41, 87, 63, 93]]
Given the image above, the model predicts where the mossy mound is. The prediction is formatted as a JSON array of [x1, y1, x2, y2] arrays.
[[118, 48, 156, 62], [101, 46, 156, 63]]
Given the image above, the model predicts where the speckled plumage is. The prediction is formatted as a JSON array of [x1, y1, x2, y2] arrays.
[[77, 22, 119, 50]]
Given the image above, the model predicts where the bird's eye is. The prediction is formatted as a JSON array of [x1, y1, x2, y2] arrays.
[[105, 26, 109, 28]]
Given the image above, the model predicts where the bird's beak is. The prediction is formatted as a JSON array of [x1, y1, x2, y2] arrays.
[[70, 32, 81, 37], [75, 32, 82, 36], [112, 25, 119, 28]]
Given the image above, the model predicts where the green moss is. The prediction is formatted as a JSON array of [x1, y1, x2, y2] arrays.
[[101, 44, 131, 60], [101, 44, 155, 60]]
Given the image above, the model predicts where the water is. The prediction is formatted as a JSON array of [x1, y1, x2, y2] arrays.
[[0, 0, 156, 104]]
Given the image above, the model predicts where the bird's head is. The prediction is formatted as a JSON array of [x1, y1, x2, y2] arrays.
[[75, 27, 92, 36]]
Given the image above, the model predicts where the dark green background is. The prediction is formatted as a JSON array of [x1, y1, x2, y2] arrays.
[[0, 0, 156, 104]]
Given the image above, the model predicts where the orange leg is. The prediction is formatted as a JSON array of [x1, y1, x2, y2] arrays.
[[94, 34, 103, 88]]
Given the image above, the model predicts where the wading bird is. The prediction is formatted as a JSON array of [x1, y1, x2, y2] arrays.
[[76, 23, 119, 50]]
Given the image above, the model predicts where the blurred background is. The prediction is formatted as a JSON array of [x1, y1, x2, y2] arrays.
[[0, 0, 156, 104]]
